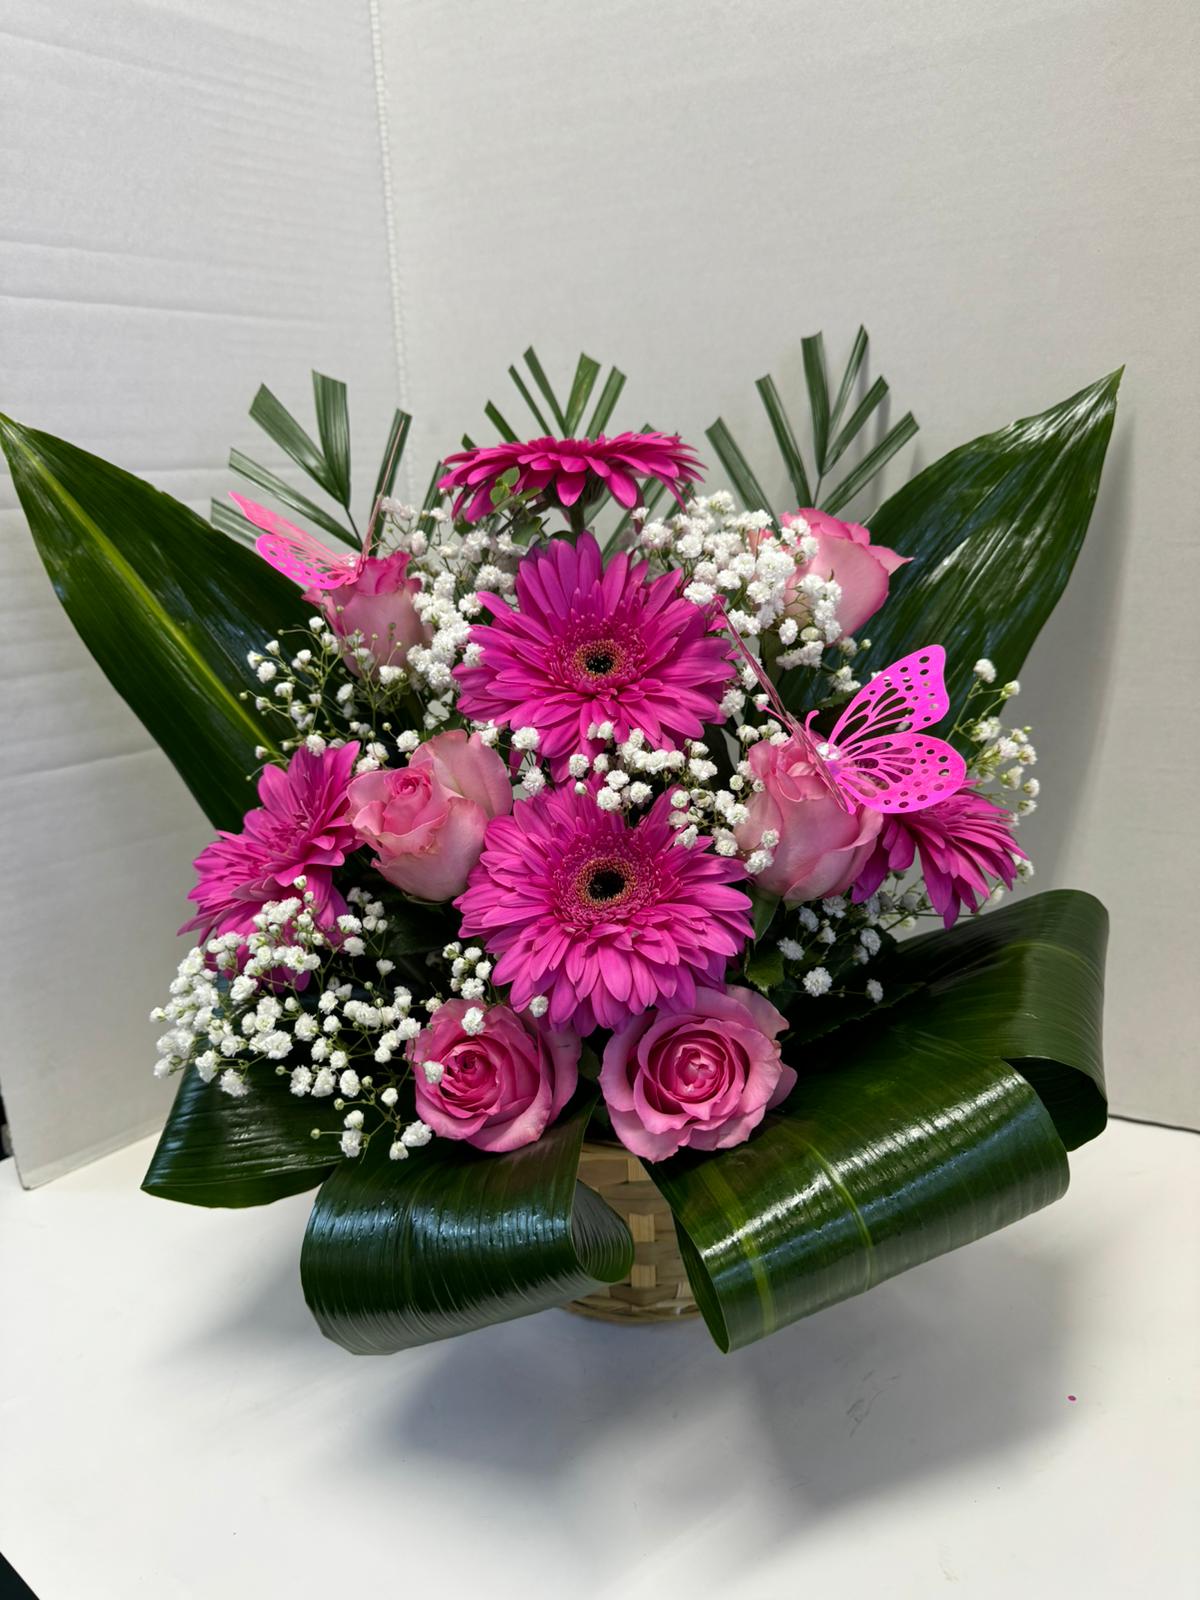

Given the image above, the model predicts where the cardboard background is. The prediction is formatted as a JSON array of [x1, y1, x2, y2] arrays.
[[2, 0, 1196, 1183]]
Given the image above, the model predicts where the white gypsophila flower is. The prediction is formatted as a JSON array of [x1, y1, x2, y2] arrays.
[[866, 979, 884, 1003], [402, 1120, 433, 1148], [339, 1129, 363, 1158], [290, 1066, 313, 1096], [219, 1069, 248, 1098], [422, 1060, 445, 1085], [778, 938, 804, 961], [973, 659, 997, 683], [338, 1068, 361, 1098], [803, 967, 833, 997], [859, 928, 882, 956], [511, 725, 540, 751], [343, 1109, 364, 1130], [462, 1006, 486, 1036], [389, 1141, 409, 1161], [527, 996, 549, 1018], [311, 1067, 336, 1097]]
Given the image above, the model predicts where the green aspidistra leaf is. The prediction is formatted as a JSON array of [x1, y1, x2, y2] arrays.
[[886, 891, 1108, 1150], [301, 1094, 633, 1353], [143, 1067, 337, 1208], [650, 889, 1107, 1352], [1, 415, 300, 831], [864, 371, 1121, 710], [654, 1035, 1067, 1352]]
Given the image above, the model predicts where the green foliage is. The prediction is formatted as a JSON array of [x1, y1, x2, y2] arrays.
[[0, 415, 300, 830], [708, 326, 918, 519], [232, 371, 416, 549], [864, 371, 1121, 713], [300, 1094, 633, 1353], [650, 890, 1107, 1351], [142, 1067, 337, 1207]]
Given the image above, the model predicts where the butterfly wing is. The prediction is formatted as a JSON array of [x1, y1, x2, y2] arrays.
[[825, 646, 967, 813], [230, 494, 359, 591]]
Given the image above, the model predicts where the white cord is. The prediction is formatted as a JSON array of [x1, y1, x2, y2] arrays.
[[368, 0, 412, 500]]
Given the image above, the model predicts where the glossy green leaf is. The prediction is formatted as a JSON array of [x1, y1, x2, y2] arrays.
[[521, 346, 568, 434], [484, 401, 519, 442], [755, 374, 813, 506], [704, 418, 776, 518], [210, 496, 256, 546], [563, 353, 602, 434], [823, 410, 919, 515], [825, 374, 889, 471], [887, 890, 1108, 1150], [864, 371, 1121, 710], [713, 329, 916, 518], [827, 324, 870, 442], [587, 365, 627, 434], [649, 889, 1106, 1352], [372, 409, 412, 508], [506, 363, 553, 434], [143, 1067, 337, 1208], [248, 382, 341, 503], [654, 1038, 1066, 1352], [801, 332, 831, 474], [301, 1095, 633, 1353], [229, 447, 357, 547], [0, 415, 299, 830], [312, 372, 352, 509], [421, 460, 446, 515]]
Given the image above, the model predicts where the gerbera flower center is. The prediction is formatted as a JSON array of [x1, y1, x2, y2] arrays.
[[577, 857, 634, 908], [574, 639, 622, 679]]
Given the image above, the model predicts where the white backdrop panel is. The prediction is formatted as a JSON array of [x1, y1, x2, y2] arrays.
[[1, 0, 1195, 1186], [378, 0, 1199, 1128], [0, 0, 400, 1182]]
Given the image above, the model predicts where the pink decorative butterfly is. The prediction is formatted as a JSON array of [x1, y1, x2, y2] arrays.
[[806, 646, 968, 813], [230, 494, 370, 590], [719, 609, 966, 814]]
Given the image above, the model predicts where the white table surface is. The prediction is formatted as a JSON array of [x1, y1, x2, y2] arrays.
[[1, 1118, 1196, 1599]]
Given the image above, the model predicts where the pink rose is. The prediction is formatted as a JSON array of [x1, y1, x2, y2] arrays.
[[600, 985, 795, 1162], [348, 730, 512, 901], [409, 999, 580, 1153], [735, 735, 882, 903], [779, 509, 909, 637], [304, 551, 429, 674]]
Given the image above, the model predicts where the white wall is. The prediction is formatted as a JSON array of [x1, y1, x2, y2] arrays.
[[374, 0, 1198, 1130], [0, 0, 400, 1181], [1, 0, 1195, 1181]]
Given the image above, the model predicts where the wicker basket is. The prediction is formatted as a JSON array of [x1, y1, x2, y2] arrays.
[[566, 1140, 699, 1324]]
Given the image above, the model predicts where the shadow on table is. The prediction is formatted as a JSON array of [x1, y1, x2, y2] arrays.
[[174, 1211, 1071, 1590], [367, 1239, 1069, 1586]]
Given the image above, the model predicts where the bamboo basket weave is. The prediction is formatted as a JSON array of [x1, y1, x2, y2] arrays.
[[566, 1140, 699, 1324]]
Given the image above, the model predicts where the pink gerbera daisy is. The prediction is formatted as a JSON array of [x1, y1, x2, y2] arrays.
[[851, 785, 1027, 928], [452, 531, 735, 774], [438, 431, 703, 523], [455, 785, 753, 1036], [183, 742, 361, 941]]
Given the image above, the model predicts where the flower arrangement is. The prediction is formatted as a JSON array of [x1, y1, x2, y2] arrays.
[[1, 335, 1118, 1353]]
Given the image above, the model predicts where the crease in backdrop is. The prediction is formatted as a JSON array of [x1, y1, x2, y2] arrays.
[[1, 0, 1196, 1185]]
